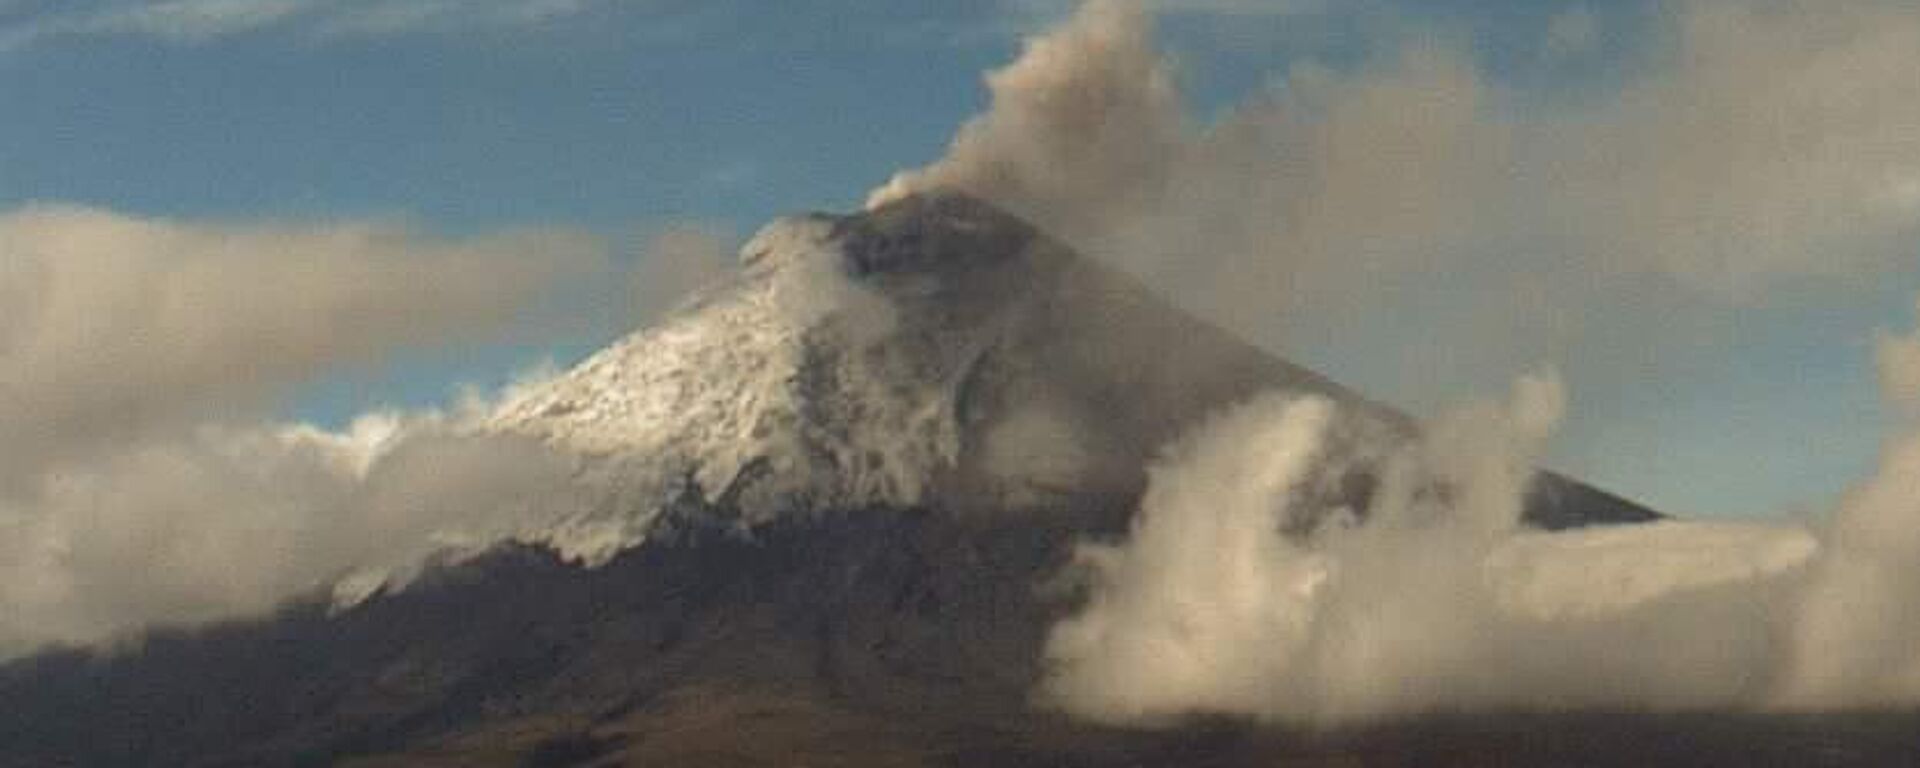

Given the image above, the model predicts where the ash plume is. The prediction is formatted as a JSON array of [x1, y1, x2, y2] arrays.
[[867, 0, 1920, 723]]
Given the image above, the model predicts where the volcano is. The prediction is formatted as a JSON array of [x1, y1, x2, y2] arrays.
[[482, 190, 1654, 555], [0, 193, 1692, 767]]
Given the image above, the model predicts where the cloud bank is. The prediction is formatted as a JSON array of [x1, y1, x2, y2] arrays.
[[0, 408, 584, 658], [0, 205, 617, 657], [0, 205, 604, 489]]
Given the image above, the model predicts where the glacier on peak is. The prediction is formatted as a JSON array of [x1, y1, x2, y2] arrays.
[[487, 204, 970, 561], [482, 192, 1656, 565]]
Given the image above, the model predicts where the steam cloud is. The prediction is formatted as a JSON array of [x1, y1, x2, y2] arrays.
[[1043, 305, 1920, 720], [1046, 372, 1812, 723], [873, 0, 1920, 723]]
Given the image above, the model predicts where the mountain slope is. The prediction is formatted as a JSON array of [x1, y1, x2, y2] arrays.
[[0, 192, 1668, 766]]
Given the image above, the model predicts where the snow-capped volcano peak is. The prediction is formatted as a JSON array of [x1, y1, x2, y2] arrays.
[[487, 192, 1141, 556], [487, 192, 1655, 562], [488, 195, 1007, 558]]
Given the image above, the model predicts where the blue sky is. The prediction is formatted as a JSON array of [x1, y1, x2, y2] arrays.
[[0, 2, 1010, 229], [6, 0, 1919, 520]]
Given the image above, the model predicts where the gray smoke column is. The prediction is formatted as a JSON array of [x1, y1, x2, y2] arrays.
[[867, 0, 1182, 245]]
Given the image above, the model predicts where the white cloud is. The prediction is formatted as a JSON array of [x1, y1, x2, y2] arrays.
[[0, 400, 591, 659], [1044, 290, 1920, 723], [85, 0, 314, 42], [304, 0, 449, 37], [0, 195, 771, 660], [0, 204, 608, 491], [0, 197, 767, 660], [309, 0, 611, 39], [0, 201, 635, 659], [2, 0, 308, 49], [0, 0, 617, 50]]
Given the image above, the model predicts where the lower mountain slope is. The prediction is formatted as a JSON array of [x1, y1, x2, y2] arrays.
[[6, 507, 1916, 767]]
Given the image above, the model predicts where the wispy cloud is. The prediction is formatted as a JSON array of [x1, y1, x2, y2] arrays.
[[1, 0, 302, 50], [0, 0, 619, 51], [86, 0, 313, 42], [309, 0, 611, 39]]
